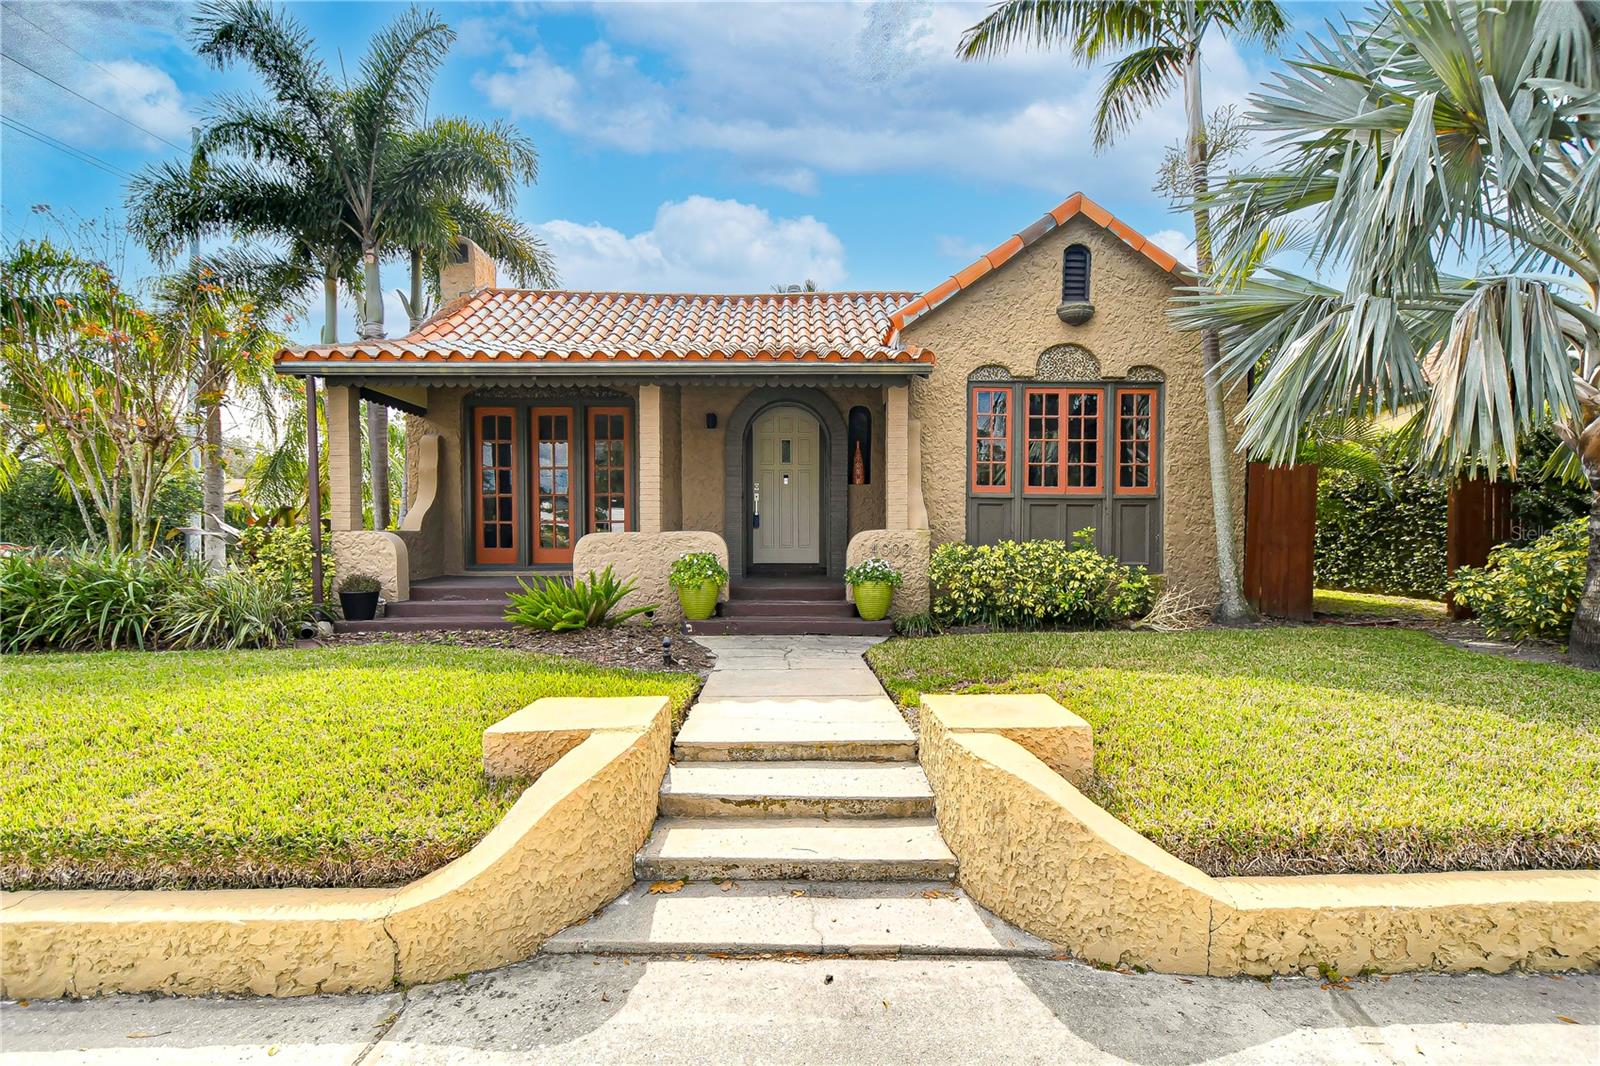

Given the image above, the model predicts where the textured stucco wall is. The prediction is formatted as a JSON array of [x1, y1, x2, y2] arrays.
[[406, 388, 466, 576], [0, 696, 674, 999], [845, 528, 930, 617], [330, 531, 410, 602], [919, 699, 1600, 977], [572, 530, 729, 623], [899, 217, 1247, 596]]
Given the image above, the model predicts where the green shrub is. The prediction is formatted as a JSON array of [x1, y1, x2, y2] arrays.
[[236, 524, 327, 599], [892, 611, 942, 638], [1448, 518, 1589, 642], [668, 551, 727, 589], [337, 573, 381, 595], [1316, 459, 1448, 598], [504, 566, 657, 632], [0, 460, 200, 551], [844, 556, 903, 588], [0, 547, 311, 653], [930, 531, 1153, 630]]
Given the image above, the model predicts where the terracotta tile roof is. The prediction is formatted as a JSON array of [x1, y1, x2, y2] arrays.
[[883, 192, 1194, 342], [276, 289, 932, 368]]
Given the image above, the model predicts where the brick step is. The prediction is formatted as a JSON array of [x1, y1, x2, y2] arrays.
[[543, 881, 1052, 958], [384, 598, 509, 619], [634, 818, 957, 882], [729, 583, 842, 602], [719, 599, 857, 619], [660, 761, 933, 819], [333, 616, 516, 634], [688, 617, 892, 637]]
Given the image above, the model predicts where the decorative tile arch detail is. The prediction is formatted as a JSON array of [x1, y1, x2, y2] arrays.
[[1037, 344, 1101, 381], [1127, 364, 1166, 382], [969, 363, 1012, 381]]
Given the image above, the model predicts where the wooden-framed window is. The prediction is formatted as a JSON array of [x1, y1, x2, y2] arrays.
[[1062, 244, 1091, 302], [1116, 388, 1158, 495], [531, 406, 575, 564], [1062, 388, 1102, 493], [588, 406, 631, 533], [969, 386, 1011, 493], [1023, 388, 1065, 493], [473, 407, 519, 565]]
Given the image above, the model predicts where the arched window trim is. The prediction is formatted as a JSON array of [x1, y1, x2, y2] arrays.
[[1062, 244, 1092, 303]]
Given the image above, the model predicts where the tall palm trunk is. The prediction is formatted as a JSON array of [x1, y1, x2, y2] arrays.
[[320, 270, 338, 345], [1574, 482, 1600, 667], [202, 396, 226, 570], [1183, 51, 1250, 621], [396, 247, 424, 526], [360, 244, 389, 529]]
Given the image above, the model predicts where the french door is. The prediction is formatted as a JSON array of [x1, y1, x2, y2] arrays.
[[532, 406, 575, 564], [473, 407, 519, 565]]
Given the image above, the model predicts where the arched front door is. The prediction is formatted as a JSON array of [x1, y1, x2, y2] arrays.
[[751, 405, 822, 566]]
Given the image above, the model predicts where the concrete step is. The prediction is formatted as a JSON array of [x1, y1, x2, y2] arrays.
[[384, 598, 508, 618], [332, 616, 516, 634], [661, 761, 933, 818], [635, 818, 957, 882], [688, 617, 893, 637], [674, 697, 916, 762], [729, 582, 841, 602], [719, 599, 858, 619], [410, 577, 531, 601], [544, 881, 1052, 957]]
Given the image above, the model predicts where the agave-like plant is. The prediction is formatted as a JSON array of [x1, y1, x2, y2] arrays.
[[1174, 0, 1600, 663], [504, 566, 657, 632]]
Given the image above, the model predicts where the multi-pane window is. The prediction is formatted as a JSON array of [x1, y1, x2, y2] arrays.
[[589, 408, 629, 533], [970, 387, 1010, 492], [1024, 389, 1062, 491], [1117, 389, 1157, 494], [533, 407, 573, 562], [1063, 390, 1101, 492]]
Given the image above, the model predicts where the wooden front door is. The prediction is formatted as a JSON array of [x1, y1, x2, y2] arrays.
[[752, 405, 821, 565], [531, 407, 575, 564], [473, 407, 518, 565]]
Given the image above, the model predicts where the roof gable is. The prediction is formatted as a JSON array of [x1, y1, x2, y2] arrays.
[[884, 192, 1193, 342]]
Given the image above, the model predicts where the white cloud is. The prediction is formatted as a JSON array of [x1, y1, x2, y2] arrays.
[[1146, 228, 1197, 269], [934, 234, 988, 261], [534, 196, 846, 292], [476, 2, 1269, 204], [752, 167, 820, 196]]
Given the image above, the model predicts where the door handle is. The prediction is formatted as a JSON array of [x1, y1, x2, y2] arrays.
[[752, 482, 761, 528]]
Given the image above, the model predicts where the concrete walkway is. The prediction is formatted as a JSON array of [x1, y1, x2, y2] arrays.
[[5, 957, 1594, 1064]]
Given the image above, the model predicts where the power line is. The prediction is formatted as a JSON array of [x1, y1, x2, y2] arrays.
[[0, 116, 134, 179], [4, 6, 193, 131], [0, 48, 187, 152]]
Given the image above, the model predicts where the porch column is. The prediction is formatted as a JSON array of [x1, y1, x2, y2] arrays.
[[325, 384, 364, 532], [638, 384, 664, 533], [885, 384, 910, 530]]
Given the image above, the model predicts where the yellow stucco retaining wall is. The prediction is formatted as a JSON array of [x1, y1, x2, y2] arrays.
[[919, 696, 1600, 977], [0, 696, 673, 999]]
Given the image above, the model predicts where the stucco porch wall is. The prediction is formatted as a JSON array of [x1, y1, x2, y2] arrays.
[[919, 696, 1600, 977], [0, 696, 674, 1000], [572, 530, 729, 624], [845, 528, 930, 618], [898, 216, 1247, 599]]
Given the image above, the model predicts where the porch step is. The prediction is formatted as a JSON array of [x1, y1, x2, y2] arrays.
[[660, 761, 933, 819], [688, 616, 892, 637], [332, 616, 516, 634], [384, 598, 509, 619], [635, 818, 957, 882], [543, 881, 1052, 957], [719, 599, 856, 619], [729, 581, 841, 602], [410, 576, 530, 601], [674, 697, 916, 762]]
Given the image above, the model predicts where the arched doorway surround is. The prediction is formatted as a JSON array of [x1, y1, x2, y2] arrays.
[[724, 388, 849, 578]]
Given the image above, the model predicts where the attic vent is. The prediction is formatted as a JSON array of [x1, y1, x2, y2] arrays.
[[1061, 245, 1091, 302], [448, 238, 472, 265]]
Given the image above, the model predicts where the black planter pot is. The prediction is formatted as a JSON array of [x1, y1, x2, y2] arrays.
[[340, 590, 380, 621]]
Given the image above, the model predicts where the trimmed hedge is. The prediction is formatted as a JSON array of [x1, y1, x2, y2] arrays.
[[930, 532, 1153, 629], [1315, 459, 1448, 598]]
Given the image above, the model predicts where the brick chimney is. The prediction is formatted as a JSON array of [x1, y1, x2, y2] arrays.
[[439, 237, 497, 304]]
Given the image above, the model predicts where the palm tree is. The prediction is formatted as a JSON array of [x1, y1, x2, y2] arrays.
[[959, 0, 1288, 622], [1173, 0, 1600, 663]]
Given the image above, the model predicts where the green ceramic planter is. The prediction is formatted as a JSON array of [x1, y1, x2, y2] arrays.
[[852, 580, 893, 622], [676, 579, 722, 621]]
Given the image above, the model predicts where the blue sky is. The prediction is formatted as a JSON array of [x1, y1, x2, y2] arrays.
[[1, 0, 1356, 345]]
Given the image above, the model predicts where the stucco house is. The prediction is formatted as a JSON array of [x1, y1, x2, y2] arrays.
[[275, 192, 1242, 633]]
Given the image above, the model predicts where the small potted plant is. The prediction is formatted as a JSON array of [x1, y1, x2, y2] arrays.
[[669, 551, 727, 621], [338, 573, 382, 621], [844, 557, 901, 621]]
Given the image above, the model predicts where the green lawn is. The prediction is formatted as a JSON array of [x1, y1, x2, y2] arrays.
[[868, 628, 1599, 877], [1, 645, 699, 890], [1313, 588, 1449, 622]]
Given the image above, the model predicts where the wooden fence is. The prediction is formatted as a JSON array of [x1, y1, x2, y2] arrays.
[[1243, 462, 1318, 620], [1446, 475, 1514, 618]]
